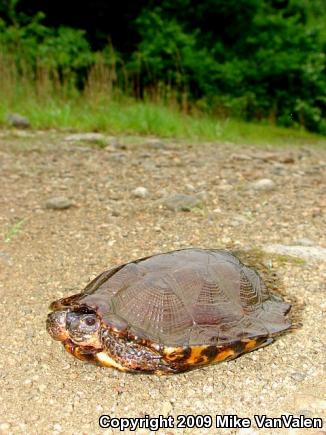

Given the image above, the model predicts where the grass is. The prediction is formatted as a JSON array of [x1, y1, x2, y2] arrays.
[[4, 219, 25, 243], [0, 59, 325, 147], [1, 95, 324, 147]]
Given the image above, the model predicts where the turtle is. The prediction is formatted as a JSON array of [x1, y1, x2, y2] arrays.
[[46, 248, 292, 374]]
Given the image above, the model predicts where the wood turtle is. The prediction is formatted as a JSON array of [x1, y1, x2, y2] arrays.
[[46, 248, 292, 374]]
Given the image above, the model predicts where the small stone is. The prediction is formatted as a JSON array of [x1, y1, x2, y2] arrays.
[[185, 183, 196, 192], [132, 187, 149, 198], [139, 152, 151, 158], [250, 178, 276, 191], [272, 164, 286, 176], [38, 384, 47, 392], [231, 153, 252, 161], [53, 423, 62, 432], [7, 113, 30, 128], [196, 191, 208, 201], [280, 154, 295, 164], [290, 372, 306, 382], [253, 151, 294, 164], [145, 138, 166, 149], [111, 153, 127, 162], [64, 133, 106, 143], [45, 196, 73, 210], [203, 385, 214, 394], [112, 141, 127, 150], [162, 194, 203, 212], [217, 184, 233, 191], [0, 251, 13, 266], [230, 216, 250, 227], [104, 145, 116, 152]]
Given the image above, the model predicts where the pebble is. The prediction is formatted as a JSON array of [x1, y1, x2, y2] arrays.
[[0, 251, 13, 266], [139, 152, 151, 158], [231, 153, 252, 161], [272, 167, 287, 177], [256, 151, 295, 164], [162, 194, 203, 211], [281, 155, 295, 164], [110, 153, 127, 162], [64, 133, 106, 143], [53, 423, 62, 432], [132, 187, 149, 198], [230, 215, 250, 227], [38, 384, 47, 392], [7, 113, 30, 128], [112, 141, 127, 150], [185, 183, 196, 192], [196, 190, 208, 201], [145, 138, 166, 149], [250, 178, 276, 191], [262, 244, 326, 262], [217, 183, 233, 191], [45, 197, 73, 210], [290, 372, 306, 382], [203, 385, 214, 394]]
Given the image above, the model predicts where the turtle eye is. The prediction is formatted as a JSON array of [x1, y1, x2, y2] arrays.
[[66, 311, 99, 341], [85, 316, 96, 327]]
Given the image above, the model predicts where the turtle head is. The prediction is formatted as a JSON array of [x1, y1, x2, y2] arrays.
[[46, 308, 102, 348], [47, 308, 176, 373]]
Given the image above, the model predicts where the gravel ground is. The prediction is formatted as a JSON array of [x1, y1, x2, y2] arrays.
[[0, 130, 325, 435]]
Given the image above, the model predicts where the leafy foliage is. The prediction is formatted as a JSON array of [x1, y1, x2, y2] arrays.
[[0, 11, 94, 82], [0, 0, 325, 133], [129, 2, 326, 133]]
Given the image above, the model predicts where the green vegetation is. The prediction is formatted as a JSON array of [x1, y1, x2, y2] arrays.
[[4, 219, 25, 242], [0, 0, 325, 140], [1, 90, 324, 146]]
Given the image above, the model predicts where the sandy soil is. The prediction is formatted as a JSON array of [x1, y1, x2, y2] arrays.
[[0, 130, 325, 435]]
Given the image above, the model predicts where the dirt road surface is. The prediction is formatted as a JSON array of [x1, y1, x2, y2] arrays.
[[0, 131, 325, 434]]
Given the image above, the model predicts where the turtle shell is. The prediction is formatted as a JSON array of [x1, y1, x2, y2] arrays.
[[51, 248, 291, 354]]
